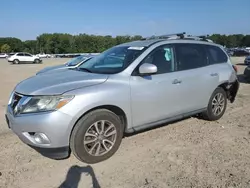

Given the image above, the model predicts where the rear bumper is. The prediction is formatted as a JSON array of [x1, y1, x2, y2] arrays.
[[228, 79, 240, 103]]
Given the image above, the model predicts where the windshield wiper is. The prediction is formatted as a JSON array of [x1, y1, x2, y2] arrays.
[[77, 67, 93, 73]]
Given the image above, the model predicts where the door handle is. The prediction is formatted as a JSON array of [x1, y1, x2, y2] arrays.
[[172, 79, 182, 84], [210, 73, 218, 77]]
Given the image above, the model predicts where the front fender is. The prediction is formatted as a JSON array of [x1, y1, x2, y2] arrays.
[[59, 80, 132, 138]]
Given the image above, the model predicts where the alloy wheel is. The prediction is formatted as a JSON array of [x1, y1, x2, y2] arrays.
[[212, 93, 225, 116], [83, 120, 117, 156]]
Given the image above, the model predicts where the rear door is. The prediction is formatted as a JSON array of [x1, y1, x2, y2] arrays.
[[173, 43, 219, 112], [205, 44, 233, 82]]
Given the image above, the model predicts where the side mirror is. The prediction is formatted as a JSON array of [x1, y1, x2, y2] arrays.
[[139, 63, 157, 75]]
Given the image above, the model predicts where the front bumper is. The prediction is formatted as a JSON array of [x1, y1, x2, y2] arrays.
[[28, 145, 69, 159], [5, 105, 74, 159]]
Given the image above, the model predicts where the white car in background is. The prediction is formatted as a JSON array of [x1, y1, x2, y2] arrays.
[[0, 53, 8, 58], [7, 52, 42, 64], [36, 53, 51, 58]]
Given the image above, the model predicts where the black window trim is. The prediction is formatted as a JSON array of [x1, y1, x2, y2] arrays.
[[131, 43, 176, 76]]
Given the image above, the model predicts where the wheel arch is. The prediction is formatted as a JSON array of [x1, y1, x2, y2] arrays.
[[69, 104, 128, 143], [217, 80, 239, 103]]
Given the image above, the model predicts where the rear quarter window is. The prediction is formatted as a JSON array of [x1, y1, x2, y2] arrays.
[[206, 45, 228, 64]]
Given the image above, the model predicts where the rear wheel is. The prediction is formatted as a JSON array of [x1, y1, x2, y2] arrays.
[[202, 87, 227, 121], [70, 109, 124, 164]]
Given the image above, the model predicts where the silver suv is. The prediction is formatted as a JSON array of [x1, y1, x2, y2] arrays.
[[5, 33, 239, 164]]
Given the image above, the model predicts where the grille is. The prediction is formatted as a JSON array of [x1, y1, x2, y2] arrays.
[[11, 93, 23, 112]]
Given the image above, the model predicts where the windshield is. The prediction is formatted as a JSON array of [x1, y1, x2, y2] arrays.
[[66, 55, 89, 66], [77, 46, 146, 74]]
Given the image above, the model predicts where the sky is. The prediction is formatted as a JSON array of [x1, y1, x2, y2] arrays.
[[1, 0, 250, 40]]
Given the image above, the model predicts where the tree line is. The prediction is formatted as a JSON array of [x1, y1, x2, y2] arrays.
[[0, 33, 250, 54]]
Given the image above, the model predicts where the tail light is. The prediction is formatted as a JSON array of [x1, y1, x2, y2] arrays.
[[232, 65, 238, 73]]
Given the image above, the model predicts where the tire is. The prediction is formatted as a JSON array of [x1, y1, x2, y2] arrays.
[[202, 87, 227, 121], [34, 59, 40, 64], [13, 59, 19, 64], [70, 109, 124, 164]]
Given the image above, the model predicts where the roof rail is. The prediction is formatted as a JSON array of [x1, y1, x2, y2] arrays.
[[141, 32, 213, 43], [185, 35, 213, 42], [142, 32, 186, 40]]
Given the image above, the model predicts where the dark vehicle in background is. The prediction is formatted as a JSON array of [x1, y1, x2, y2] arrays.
[[36, 55, 96, 75], [225, 48, 234, 56], [243, 64, 250, 82], [232, 49, 250, 57], [244, 55, 250, 65]]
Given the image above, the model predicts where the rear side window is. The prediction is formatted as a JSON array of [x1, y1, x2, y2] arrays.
[[175, 43, 208, 71], [206, 45, 228, 64]]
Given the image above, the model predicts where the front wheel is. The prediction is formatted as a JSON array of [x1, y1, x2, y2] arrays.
[[202, 87, 227, 121], [70, 109, 124, 164]]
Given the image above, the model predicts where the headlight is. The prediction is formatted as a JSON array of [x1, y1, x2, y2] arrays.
[[8, 91, 14, 105], [14, 95, 74, 114]]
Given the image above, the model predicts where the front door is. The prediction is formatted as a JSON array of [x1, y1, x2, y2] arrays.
[[130, 44, 185, 127]]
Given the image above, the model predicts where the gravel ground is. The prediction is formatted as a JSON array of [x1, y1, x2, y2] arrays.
[[0, 57, 249, 188]]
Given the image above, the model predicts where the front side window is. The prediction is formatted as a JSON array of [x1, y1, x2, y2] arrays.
[[140, 45, 175, 74], [77, 46, 146, 74], [175, 43, 208, 71], [206, 45, 228, 64]]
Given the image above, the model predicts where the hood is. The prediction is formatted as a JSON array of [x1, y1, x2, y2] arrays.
[[15, 69, 108, 95], [36, 64, 66, 74]]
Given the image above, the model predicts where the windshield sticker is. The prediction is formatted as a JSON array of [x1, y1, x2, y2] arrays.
[[128, 46, 144, 50]]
